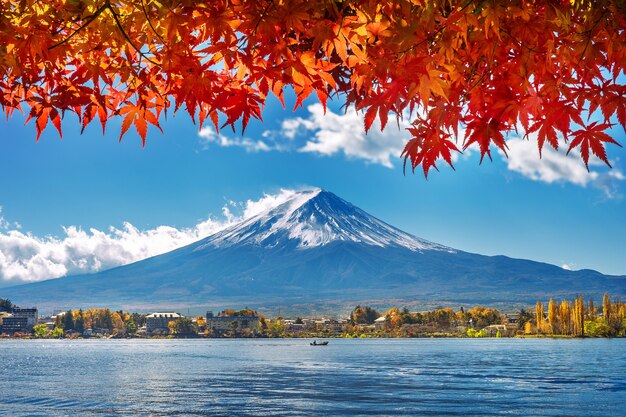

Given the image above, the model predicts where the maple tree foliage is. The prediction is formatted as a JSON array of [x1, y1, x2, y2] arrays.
[[1, 0, 625, 175]]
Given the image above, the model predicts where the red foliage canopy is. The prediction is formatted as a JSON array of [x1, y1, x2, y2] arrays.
[[1, 0, 625, 175]]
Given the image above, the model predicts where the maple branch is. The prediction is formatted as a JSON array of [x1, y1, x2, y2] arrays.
[[253, 0, 275, 34], [140, 0, 167, 45], [106, 3, 160, 66], [49, 3, 108, 50], [574, 11, 608, 71], [499, 28, 545, 55]]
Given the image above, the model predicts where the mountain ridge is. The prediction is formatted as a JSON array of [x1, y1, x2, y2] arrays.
[[2, 189, 625, 312]]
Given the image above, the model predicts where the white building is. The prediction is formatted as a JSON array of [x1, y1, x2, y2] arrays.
[[374, 316, 387, 330], [146, 312, 182, 333], [12, 307, 38, 328]]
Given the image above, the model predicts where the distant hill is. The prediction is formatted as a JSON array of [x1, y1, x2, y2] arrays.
[[3, 189, 625, 313]]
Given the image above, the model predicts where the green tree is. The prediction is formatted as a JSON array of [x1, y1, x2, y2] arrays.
[[517, 309, 534, 331], [52, 327, 64, 338], [0, 298, 14, 313], [131, 313, 146, 327], [125, 320, 137, 335], [101, 309, 113, 332], [171, 317, 195, 336], [75, 309, 85, 334], [63, 310, 74, 331], [33, 324, 49, 338], [585, 319, 613, 337]]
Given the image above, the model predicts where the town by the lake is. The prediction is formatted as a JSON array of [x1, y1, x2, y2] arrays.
[[2, 293, 624, 340]]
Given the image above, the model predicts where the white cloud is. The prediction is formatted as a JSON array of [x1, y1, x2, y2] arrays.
[[0, 189, 300, 286], [561, 263, 572, 270], [291, 104, 410, 168], [199, 104, 467, 169], [281, 116, 315, 140], [241, 189, 299, 218], [502, 134, 624, 198], [0, 207, 9, 230], [198, 127, 272, 152]]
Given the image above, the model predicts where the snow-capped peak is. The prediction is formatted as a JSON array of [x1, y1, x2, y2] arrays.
[[194, 188, 453, 252]]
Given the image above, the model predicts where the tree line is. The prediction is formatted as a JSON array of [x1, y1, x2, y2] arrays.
[[520, 294, 626, 337]]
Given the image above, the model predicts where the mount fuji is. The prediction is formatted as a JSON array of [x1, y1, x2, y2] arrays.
[[3, 188, 625, 312]]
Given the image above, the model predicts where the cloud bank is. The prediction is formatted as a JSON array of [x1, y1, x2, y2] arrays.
[[199, 104, 411, 168], [0, 189, 299, 286], [503, 134, 625, 199], [198, 105, 623, 198]]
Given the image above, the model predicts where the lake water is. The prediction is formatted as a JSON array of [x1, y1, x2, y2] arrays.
[[1, 338, 625, 416]]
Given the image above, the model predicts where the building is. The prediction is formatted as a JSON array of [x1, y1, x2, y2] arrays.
[[146, 312, 182, 333], [374, 316, 387, 330], [206, 311, 260, 333], [12, 307, 38, 328], [481, 324, 509, 337], [1, 317, 29, 334], [314, 318, 348, 334], [0, 312, 10, 326]]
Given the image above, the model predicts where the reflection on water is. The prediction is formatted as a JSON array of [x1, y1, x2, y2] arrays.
[[1, 338, 625, 416]]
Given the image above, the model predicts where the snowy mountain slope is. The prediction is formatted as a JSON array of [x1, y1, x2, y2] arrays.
[[195, 188, 452, 252], [2, 189, 625, 311]]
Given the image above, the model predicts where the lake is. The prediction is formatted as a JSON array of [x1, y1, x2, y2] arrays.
[[1, 338, 625, 416]]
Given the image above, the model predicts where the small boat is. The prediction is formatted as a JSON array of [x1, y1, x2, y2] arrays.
[[310, 340, 329, 346]]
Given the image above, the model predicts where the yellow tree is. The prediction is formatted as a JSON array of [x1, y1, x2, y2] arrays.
[[535, 301, 545, 332], [603, 293, 612, 325], [547, 298, 558, 335], [573, 295, 585, 337], [558, 300, 572, 336]]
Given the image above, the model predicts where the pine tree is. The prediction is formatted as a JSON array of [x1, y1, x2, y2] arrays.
[[63, 310, 74, 331]]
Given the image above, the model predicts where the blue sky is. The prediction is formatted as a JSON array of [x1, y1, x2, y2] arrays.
[[0, 92, 625, 286]]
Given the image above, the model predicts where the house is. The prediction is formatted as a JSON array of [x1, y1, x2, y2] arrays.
[[481, 324, 509, 337], [505, 313, 520, 325], [206, 311, 260, 333], [314, 318, 347, 334], [146, 312, 182, 333], [374, 316, 387, 330], [283, 320, 307, 334]]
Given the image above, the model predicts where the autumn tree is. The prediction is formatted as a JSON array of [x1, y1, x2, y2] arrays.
[[351, 305, 380, 325], [573, 295, 585, 337], [547, 298, 558, 335], [558, 300, 572, 336], [74, 309, 85, 334], [170, 317, 195, 336], [535, 301, 545, 332], [603, 293, 612, 324], [587, 299, 597, 320], [2, 1, 624, 175]]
